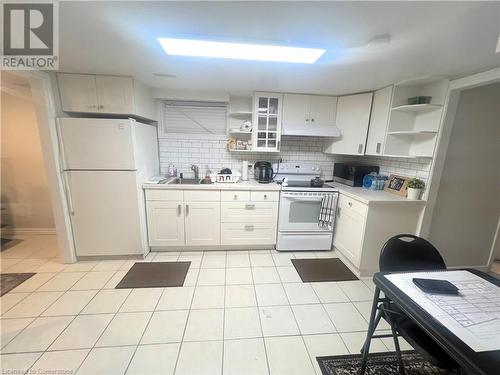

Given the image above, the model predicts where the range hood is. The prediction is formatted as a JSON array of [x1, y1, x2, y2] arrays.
[[281, 122, 341, 137]]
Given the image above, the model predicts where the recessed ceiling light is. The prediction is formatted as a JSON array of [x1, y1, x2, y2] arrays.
[[157, 37, 325, 64]]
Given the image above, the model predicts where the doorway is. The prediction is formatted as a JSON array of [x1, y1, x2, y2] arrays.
[[1, 72, 57, 257], [427, 82, 500, 270]]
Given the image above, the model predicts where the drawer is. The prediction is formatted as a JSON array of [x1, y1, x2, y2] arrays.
[[221, 190, 251, 202], [184, 190, 220, 202], [221, 201, 278, 223], [221, 223, 276, 246], [250, 191, 279, 202], [145, 189, 183, 201], [338, 194, 368, 217]]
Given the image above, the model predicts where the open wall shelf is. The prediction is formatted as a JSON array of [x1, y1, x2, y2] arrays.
[[392, 104, 443, 113], [384, 78, 448, 158]]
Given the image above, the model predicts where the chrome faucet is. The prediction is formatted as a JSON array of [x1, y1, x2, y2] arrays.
[[191, 164, 199, 180]]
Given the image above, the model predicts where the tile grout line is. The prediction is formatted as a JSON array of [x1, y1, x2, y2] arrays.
[[251, 251, 272, 375], [23, 270, 128, 373], [276, 258, 318, 375], [1, 270, 103, 351], [123, 286, 167, 374], [171, 250, 204, 375], [71, 284, 134, 374]]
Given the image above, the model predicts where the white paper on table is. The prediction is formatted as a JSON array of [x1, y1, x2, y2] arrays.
[[386, 270, 500, 352]]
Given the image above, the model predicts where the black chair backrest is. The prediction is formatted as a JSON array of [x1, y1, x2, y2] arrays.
[[379, 234, 446, 272]]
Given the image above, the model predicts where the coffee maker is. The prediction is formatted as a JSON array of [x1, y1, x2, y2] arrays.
[[254, 161, 274, 183]]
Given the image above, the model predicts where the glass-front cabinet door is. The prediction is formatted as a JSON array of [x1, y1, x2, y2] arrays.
[[253, 92, 282, 151]]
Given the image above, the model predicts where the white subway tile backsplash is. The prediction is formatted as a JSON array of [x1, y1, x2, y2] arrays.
[[158, 135, 432, 185]]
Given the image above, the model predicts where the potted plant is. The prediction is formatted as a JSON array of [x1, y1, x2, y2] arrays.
[[407, 178, 425, 200]]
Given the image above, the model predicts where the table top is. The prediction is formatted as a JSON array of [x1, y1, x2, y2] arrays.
[[374, 269, 500, 375]]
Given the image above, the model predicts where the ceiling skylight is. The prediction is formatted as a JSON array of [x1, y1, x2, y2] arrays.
[[157, 37, 325, 64]]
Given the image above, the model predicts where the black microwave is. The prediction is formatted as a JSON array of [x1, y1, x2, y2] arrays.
[[333, 163, 379, 187]]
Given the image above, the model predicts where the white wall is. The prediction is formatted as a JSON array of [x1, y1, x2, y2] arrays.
[[1, 89, 55, 230], [428, 83, 500, 268]]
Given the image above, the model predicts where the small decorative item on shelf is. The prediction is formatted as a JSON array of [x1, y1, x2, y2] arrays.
[[227, 138, 236, 151], [236, 140, 247, 150], [240, 120, 252, 132], [407, 96, 432, 105], [406, 178, 425, 200]]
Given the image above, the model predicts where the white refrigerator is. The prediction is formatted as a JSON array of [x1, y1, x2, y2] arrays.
[[57, 118, 159, 257]]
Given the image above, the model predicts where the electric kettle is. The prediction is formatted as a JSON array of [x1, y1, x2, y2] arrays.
[[254, 161, 274, 184]]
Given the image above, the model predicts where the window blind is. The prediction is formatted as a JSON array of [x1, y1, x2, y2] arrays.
[[161, 100, 227, 135]]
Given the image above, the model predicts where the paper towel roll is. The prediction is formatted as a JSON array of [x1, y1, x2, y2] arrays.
[[241, 160, 249, 181]]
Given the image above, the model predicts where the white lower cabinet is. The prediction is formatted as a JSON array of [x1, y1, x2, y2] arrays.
[[184, 201, 220, 246], [146, 201, 184, 247], [333, 199, 366, 267], [333, 192, 424, 277], [221, 223, 276, 246], [145, 189, 278, 249]]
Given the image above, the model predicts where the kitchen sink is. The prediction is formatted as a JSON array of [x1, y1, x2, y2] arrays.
[[168, 178, 212, 185]]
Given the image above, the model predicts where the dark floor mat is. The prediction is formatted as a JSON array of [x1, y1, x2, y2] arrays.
[[291, 258, 358, 282], [1, 273, 36, 296], [1, 238, 23, 251], [115, 262, 191, 289], [317, 351, 458, 374]]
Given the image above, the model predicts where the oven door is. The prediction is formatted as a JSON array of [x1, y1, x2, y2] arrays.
[[279, 191, 331, 232]]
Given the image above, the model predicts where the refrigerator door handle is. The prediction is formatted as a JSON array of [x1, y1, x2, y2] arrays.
[[62, 172, 75, 215], [55, 120, 67, 171]]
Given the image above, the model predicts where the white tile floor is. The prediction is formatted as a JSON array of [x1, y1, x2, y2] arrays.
[[1, 234, 414, 375]]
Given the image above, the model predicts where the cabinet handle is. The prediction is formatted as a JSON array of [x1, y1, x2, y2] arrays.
[[178, 204, 182, 215], [311, 118, 315, 122], [277, 141, 280, 151], [234, 194, 238, 200], [358, 144, 364, 154], [305, 119, 310, 122], [98, 105, 104, 109], [185, 204, 189, 215], [348, 202, 353, 207], [263, 194, 267, 199], [244, 225, 254, 231], [376, 142, 381, 154], [245, 204, 255, 209]]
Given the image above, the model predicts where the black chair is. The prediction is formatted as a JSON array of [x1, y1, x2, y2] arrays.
[[360, 234, 461, 374]]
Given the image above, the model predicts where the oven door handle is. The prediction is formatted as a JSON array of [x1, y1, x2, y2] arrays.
[[283, 196, 324, 202]]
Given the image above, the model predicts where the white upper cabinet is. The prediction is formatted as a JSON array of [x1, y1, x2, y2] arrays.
[[365, 86, 393, 156], [253, 92, 282, 152], [282, 94, 337, 136], [309, 95, 337, 126], [95, 75, 134, 115], [323, 92, 373, 155], [58, 74, 98, 113], [282, 94, 310, 132], [57, 73, 156, 121]]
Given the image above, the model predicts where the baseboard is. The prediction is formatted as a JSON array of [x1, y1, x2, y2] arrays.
[[1, 228, 56, 235], [150, 245, 275, 252]]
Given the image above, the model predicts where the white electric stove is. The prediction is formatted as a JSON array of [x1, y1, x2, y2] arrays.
[[273, 163, 339, 251]]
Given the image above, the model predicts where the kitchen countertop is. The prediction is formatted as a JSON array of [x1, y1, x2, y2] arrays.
[[328, 183, 426, 205], [143, 178, 425, 202], [143, 178, 281, 191]]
